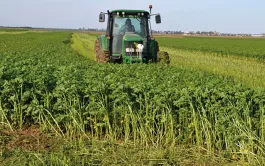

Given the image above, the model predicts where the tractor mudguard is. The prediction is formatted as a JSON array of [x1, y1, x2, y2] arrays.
[[98, 35, 108, 51]]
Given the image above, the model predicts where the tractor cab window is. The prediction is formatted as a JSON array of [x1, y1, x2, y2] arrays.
[[112, 15, 148, 54]]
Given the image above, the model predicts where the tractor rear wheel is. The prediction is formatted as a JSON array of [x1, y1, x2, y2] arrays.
[[154, 41, 159, 62], [97, 50, 110, 63], [155, 41, 170, 65], [94, 40, 110, 63], [155, 41, 160, 52], [157, 51, 170, 65], [94, 40, 100, 62]]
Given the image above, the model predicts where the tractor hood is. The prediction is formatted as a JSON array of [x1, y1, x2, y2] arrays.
[[123, 33, 142, 42]]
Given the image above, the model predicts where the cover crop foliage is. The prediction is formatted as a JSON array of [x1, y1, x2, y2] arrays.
[[1, 32, 265, 164], [157, 36, 265, 60]]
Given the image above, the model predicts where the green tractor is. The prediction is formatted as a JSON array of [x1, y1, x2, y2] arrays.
[[94, 5, 169, 64]]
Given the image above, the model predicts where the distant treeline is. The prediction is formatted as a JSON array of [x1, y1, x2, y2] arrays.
[[0, 27, 30, 32]]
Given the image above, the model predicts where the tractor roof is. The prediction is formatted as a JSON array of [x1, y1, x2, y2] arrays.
[[111, 9, 149, 14]]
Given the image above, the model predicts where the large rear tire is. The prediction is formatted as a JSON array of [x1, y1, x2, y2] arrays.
[[98, 50, 110, 63], [155, 41, 170, 65], [157, 51, 170, 65], [154, 41, 159, 62], [94, 40, 110, 63], [94, 40, 100, 62]]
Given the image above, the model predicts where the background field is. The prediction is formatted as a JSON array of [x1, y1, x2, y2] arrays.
[[1, 31, 265, 165], [155, 36, 265, 88], [157, 36, 265, 60]]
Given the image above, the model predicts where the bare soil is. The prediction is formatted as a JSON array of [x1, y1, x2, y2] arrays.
[[0, 126, 62, 153]]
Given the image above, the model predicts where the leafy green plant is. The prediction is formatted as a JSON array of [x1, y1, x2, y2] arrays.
[[1, 32, 265, 165]]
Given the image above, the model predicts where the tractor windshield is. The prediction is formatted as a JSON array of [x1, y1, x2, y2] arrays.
[[112, 15, 149, 54]]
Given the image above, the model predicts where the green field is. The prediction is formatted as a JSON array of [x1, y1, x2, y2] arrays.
[[157, 36, 265, 60], [156, 36, 265, 88], [1, 31, 265, 165]]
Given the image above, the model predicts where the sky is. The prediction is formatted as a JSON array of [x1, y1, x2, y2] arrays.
[[0, 0, 264, 34]]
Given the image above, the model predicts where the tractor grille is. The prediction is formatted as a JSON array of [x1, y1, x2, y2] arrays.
[[125, 52, 137, 56], [125, 41, 138, 49], [124, 41, 143, 56]]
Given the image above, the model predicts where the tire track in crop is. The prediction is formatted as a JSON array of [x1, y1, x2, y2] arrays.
[[71, 33, 97, 60]]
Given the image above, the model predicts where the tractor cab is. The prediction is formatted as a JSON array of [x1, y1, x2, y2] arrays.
[[95, 6, 168, 64], [110, 10, 149, 61]]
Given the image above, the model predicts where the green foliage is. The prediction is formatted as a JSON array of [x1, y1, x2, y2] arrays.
[[71, 33, 96, 60], [163, 46, 265, 88], [157, 36, 265, 60], [1, 32, 265, 164]]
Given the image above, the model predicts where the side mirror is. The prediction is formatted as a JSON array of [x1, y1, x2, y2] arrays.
[[155, 14, 161, 24], [99, 12, 105, 22]]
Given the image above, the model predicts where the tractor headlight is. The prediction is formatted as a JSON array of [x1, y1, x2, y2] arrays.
[[126, 48, 135, 52]]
